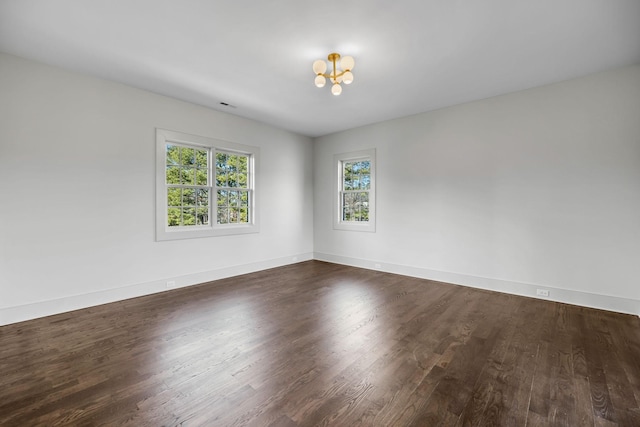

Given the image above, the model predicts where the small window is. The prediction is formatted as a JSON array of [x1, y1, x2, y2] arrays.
[[334, 149, 376, 232], [156, 129, 259, 241]]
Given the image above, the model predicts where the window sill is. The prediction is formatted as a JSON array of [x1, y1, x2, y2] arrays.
[[333, 221, 376, 233], [157, 223, 260, 241]]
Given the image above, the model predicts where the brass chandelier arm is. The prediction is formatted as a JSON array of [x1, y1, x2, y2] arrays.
[[331, 52, 338, 83], [317, 70, 349, 79], [326, 52, 342, 83]]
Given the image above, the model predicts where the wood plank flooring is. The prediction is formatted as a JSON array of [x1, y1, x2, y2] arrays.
[[1, 260, 639, 426]]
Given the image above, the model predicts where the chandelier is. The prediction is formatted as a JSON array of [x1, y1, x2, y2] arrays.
[[312, 53, 355, 96]]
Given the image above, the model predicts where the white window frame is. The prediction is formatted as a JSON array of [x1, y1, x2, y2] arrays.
[[333, 148, 376, 232], [156, 128, 259, 241]]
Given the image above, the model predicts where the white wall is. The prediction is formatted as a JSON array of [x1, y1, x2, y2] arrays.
[[0, 53, 314, 325], [2, 53, 638, 325], [314, 65, 640, 315]]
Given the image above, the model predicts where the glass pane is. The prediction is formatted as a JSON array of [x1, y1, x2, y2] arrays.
[[352, 177, 360, 189], [343, 206, 352, 221], [229, 190, 239, 207], [360, 174, 371, 190], [238, 156, 248, 173], [181, 147, 195, 166], [195, 149, 208, 168], [230, 155, 240, 173], [183, 188, 195, 206], [357, 192, 369, 222], [240, 191, 248, 206], [168, 207, 181, 227], [197, 189, 209, 207], [216, 166, 226, 187], [216, 153, 228, 169], [240, 207, 248, 223], [217, 207, 228, 224], [237, 155, 248, 188], [196, 168, 208, 186], [167, 188, 181, 206], [343, 176, 353, 191], [238, 171, 247, 188], [343, 192, 355, 206], [166, 166, 180, 184], [215, 152, 250, 189], [228, 169, 238, 187], [217, 190, 228, 206], [351, 192, 359, 204], [166, 145, 180, 165], [181, 168, 195, 185], [344, 162, 354, 175], [182, 208, 196, 226], [229, 207, 239, 223], [342, 193, 355, 221], [196, 207, 209, 225], [360, 161, 371, 174], [360, 203, 370, 222]]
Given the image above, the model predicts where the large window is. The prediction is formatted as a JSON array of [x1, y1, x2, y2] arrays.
[[156, 129, 259, 241], [334, 149, 376, 232]]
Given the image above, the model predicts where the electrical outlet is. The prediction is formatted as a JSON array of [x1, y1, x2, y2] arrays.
[[166, 281, 176, 288], [536, 289, 549, 297], [292, 256, 298, 262], [374, 263, 382, 269]]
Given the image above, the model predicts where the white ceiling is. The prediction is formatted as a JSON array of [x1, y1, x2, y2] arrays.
[[1, 1, 639, 137]]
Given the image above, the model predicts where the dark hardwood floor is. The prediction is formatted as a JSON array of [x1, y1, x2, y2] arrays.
[[1, 261, 639, 426]]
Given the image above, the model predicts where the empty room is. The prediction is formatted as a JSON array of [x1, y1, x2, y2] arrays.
[[1, 1, 639, 426]]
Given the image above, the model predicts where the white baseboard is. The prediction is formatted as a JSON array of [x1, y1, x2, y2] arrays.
[[313, 252, 640, 316], [3, 251, 637, 326], [0, 253, 314, 326]]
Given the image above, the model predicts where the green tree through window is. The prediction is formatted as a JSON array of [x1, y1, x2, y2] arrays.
[[215, 152, 250, 224], [341, 160, 371, 222], [166, 144, 210, 227]]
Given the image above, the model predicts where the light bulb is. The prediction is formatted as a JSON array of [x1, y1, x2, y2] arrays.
[[314, 75, 326, 88], [340, 56, 354, 71], [312, 59, 327, 74], [331, 83, 342, 96], [342, 71, 354, 85]]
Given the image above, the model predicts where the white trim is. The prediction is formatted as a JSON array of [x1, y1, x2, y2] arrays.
[[2, 252, 637, 325], [333, 148, 376, 232], [0, 253, 314, 326], [313, 252, 640, 316], [156, 128, 260, 241]]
